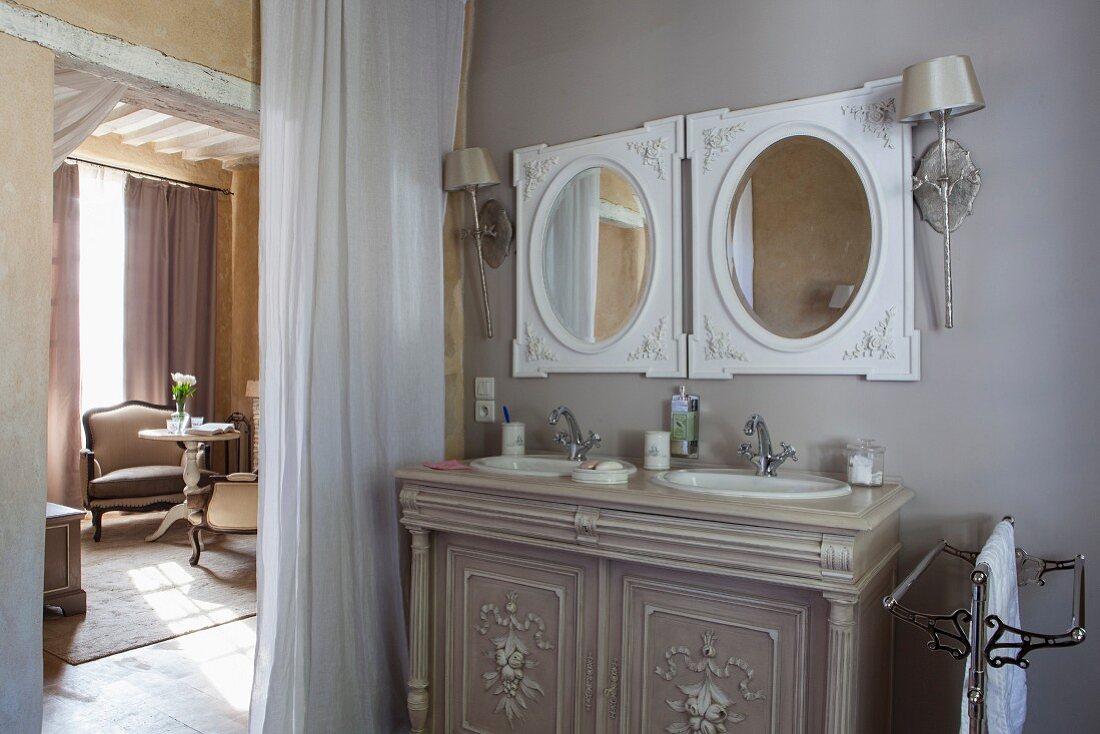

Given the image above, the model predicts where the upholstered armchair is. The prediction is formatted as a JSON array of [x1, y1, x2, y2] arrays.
[[187, 473, 258, 566], [80, 400, 211, 541]]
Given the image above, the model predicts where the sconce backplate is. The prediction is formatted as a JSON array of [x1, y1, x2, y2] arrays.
[[478, 198, 513, 268], [912, 138, 981, 235]]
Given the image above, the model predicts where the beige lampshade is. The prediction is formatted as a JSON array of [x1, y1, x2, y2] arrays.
[[443, 147, 499, 191], [899, 55, 985, 122]]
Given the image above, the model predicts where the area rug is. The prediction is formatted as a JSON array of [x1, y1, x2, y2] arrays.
[[43, 512, 256, 665]]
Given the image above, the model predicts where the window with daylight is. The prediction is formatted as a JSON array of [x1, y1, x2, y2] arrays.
[[77, 162, 128, 420]]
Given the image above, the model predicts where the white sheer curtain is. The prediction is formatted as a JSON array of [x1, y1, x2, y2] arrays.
[[54, 69, 126, 171], [545, 168, 601, 341], [77, 163, 128, 420], [252, 1, 465, 732]]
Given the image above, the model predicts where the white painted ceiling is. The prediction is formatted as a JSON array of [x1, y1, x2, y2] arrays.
[[91, 102, 259, 167]]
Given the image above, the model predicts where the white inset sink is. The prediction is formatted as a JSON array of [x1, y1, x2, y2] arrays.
[[651, 468, 851, 500], [469, 455, 581, 478]]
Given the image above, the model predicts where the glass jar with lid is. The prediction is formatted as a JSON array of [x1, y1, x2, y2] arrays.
[[846, 438, 884, 486]]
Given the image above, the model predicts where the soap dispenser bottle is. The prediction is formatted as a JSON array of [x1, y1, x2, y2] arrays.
[[670, 386, 699, 459]]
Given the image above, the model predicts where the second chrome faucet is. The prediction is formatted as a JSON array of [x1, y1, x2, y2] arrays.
[[738, 414, 798, 477]]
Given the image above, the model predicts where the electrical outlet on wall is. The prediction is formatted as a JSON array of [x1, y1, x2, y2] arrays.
[[475, 399, 496, 423]]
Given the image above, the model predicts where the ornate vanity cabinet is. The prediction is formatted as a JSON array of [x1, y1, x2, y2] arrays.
[[396, 466, 912, 734]]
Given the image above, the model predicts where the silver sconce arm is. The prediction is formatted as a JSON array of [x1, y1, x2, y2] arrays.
[[464, 185, 494, 338], [911, 111, 982, 329], [458, 189, 514, 339]]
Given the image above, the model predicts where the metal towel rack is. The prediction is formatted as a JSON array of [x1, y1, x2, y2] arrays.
[[883, 516, 1086, 734]]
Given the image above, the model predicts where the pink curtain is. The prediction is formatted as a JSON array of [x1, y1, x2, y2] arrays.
[[47, 163, 82, 507], [123, 177, 218, 419]]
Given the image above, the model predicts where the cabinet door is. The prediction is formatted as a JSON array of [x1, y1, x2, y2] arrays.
[[606, 563, 824, 734], [436, 534, 600, 734]]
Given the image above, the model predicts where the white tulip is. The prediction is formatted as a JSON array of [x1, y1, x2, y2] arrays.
[[171, 372, 198, 387]]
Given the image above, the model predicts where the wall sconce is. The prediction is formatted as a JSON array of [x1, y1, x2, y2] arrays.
[[900, 55, 985, 328], [444, 147, 513, 338]]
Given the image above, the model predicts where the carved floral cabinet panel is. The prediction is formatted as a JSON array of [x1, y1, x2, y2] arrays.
[[431, 537, 834, 734], [609, 564, 827, 734], [436, 535, 600, 734]]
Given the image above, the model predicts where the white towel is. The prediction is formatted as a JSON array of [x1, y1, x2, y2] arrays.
[[959, 520, 1027, 733]]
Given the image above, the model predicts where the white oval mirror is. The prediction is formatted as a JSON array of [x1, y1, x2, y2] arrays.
[[727, 135, 871, 339], [542, 166, 650, 343]]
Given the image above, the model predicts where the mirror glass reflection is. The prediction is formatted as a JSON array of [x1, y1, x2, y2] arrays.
[[727, 136, 871, 339], [543, 167, 650, 343]]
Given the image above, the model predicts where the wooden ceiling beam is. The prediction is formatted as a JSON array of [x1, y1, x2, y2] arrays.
[[2, 2, 259, 136], [95, 108, 165, 135], [182, 137, 260, 161], [122, 118, 206, 146], [154, 128, 240, 154], [102, 102, 141, 123], [221, 154, 260, 170]]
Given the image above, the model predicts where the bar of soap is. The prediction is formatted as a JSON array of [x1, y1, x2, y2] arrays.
[[579, 460, 600, 470], [595, 461, 624, 471]]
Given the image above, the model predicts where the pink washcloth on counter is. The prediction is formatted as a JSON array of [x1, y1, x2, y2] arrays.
[[423, 459, 471, 471]]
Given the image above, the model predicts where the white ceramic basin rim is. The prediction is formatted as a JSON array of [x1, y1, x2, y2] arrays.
[[651, 468, 851, 500], [469, 455, 580, 478]]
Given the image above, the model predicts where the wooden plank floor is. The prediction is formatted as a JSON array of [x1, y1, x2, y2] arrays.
[[43, 618, 255, 734]]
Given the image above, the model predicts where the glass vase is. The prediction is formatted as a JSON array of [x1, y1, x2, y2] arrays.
[[173, 399, 190, 434]]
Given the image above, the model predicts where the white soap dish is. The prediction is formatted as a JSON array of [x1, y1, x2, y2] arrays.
[[571, 460, 636, 485]]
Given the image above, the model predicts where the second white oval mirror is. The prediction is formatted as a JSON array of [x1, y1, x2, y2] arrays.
[[727, 135, 871, 339]]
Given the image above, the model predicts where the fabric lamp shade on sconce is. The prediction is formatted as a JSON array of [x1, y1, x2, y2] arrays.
[[900, 55, 985, 329], [444, 147, 499, 190], [444, 147, 513, 338], [899, 55, 985, 122]]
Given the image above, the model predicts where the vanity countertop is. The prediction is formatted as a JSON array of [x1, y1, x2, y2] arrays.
[[395, 461, 912, 534]]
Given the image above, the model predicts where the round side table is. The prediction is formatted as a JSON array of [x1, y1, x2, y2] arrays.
[[138, 428, 241, 542]]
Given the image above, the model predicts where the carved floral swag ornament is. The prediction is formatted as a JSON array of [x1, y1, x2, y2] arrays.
[[477, 591, 554, 728], [655, 630, 767, 733], [842, 307, 896, 361]]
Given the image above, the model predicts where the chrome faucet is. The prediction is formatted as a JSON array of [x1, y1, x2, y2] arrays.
[[548, 406, 601, 462], [738, 414, 798, 477]]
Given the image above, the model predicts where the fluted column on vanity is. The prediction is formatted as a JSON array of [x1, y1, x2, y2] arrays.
[[408, 528, 432, 733], [824, 593, 858, 733]]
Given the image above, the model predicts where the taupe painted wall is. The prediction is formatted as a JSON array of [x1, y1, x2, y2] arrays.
[[0, 32, 52, 734], [462, 0, 1100, 730]]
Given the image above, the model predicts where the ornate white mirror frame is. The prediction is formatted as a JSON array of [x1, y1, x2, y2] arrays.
[[512, 116, 686, 377], [686, 78, 921, 380]]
